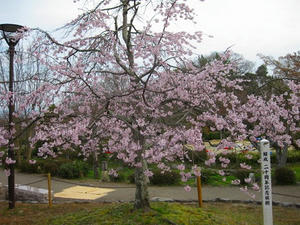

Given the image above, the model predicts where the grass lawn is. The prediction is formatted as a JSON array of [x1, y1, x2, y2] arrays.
[[1, 202, 299, 225], [287, 163, 300, 182]]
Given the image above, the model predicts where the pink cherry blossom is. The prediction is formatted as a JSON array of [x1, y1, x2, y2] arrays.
[[192, 165, 201, 177], [144, 169, 153, 177], [252, 183, 260, 191], [218, 170, 225, 176], [5, 157, 16, 165], [184, 185, 191, 192], [244, 178, 252, 183], [245, 154, 253, 160], [4, 169, 11, 177], [240, 163, 251, 170], [108, 169, 118, 177], [231, 179, 240, 185], [177, 164, 185, 171], [29, 160, 36, 164]]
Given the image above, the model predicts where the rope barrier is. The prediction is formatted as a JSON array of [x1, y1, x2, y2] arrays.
[[17, 174, 300, 198], [20, 177, 48, 186], [51, 177, 136, 189], [272, 192, 300, 199]]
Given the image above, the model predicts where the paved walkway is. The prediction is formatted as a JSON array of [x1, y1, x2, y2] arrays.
[[1, 170, 300, 203]]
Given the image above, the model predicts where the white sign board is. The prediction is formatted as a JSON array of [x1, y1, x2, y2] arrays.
[[260, 139, 273, 225]]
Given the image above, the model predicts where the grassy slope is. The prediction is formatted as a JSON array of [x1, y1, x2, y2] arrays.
[[1, 202, 299, 225]]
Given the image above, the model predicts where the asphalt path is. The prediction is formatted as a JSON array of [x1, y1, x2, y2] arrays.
[[1, 170, 300, 203]]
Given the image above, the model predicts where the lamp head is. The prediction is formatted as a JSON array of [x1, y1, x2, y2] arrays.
[[0, 24, 24, 46]]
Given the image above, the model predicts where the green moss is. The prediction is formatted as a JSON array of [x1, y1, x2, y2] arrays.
[[152, 202, 220, 225], [46, 203, 223, 225], [1, 202, 300, 225]]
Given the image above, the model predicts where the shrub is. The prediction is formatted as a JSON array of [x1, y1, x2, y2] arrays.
[[274, 167, 296, 185], [233, 169, 251, 185], [150, 170, 180, 185], [203, 130, 231, 140], [241, 153, 260, 167], [287, 151, 300, 163], [58, 161, 89, 179], [58, 162, 80, 179], [128, 173, 135, 184], [215, 152, 260, 168], [42, 160, 62, 176], [200, 169, 217, 184], [75, 161, 89, 177], [207, 132, 220, 140], [255, 173, 261, 184], [106, 166, 134, 182], [269, 150, 300, 165], [109, 172, 126, 182], [18, 160, 42, 174], [188, 150, 208, 164], [270, 152, 277, 164], [220, 153, 238, 165]]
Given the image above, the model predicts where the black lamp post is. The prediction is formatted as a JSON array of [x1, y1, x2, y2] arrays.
[[0, 23, 24, 209]]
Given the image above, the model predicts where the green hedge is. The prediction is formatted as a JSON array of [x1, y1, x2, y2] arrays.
[[187, 150, 208, 164], [128, 173, 135, 184], [274, 167, 296, 185], [18, 159, 89, 179], [203, 131, 230, 140], [232, 169, 253, 185], [286, 151, 300, 163], [215, 153, 259, 168], [200, 169, 217, 184], [58, 161, 89, 179], [214, 150, 300, 168], [109, 172, 127, 182], [18, 160, 43, 174], [150, 170, 181, 185]]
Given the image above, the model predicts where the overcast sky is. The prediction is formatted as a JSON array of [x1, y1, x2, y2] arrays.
[[0, 0, 299, 66]]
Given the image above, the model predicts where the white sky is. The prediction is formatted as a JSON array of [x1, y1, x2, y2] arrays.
[[0, 0, 299, 65]]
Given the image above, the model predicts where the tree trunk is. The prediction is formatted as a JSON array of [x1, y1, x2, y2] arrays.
[[276, 145, 288, 168], [26, 146, 33, 161], [16, 140, 22, 166], [93, 151, 99, 179], [134, 157, 150, 210]]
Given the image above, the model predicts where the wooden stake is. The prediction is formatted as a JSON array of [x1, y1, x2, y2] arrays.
[[197, 176, 203, 207], [47, 173, 52, 207]]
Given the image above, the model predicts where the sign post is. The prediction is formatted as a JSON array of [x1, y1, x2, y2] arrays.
[[260, 139, 273, 225]]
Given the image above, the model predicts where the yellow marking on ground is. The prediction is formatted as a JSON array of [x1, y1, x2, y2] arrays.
[[54, 186, 115, 200]]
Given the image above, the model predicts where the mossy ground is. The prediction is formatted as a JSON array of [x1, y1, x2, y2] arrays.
[[1, 202, 299, 225]]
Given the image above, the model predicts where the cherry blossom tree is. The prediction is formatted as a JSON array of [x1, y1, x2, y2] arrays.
[[0, 41, 51, 162], [242, 81, 300, 167], [259, 51, 300, 150], [21, 0, 252, 210], [0, 27, 57, 208]]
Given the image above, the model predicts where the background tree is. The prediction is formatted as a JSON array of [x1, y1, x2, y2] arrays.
[[260, 51, 300, 79], [193, 51, 254, 75]]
